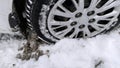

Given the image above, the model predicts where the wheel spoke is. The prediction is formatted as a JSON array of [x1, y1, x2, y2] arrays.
[[78, 0, 84, 11], [55, 27, 72, 38], [89, 0, 98, 10], [71, 0, 79, 9], [58, 4, 72, 14], [96, 0, 102, 5], [50, 21, 70, 26], [94, 23, 105, 28], [69, 29, 79, 38], [97, 0, 120, 13], [52, 26, 66, 30], [96, 11, 118, 20], [53, 9, 72, 18], [99, 18, 113, 21], [83, 27, 91, 37], [100, 0, 114, 8], [69, 32, 77, 38], [90, 24, 101, 31]]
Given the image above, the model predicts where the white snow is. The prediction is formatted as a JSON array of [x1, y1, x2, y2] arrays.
[[1, 0, 120, 68], [0, 0, 12, 33]]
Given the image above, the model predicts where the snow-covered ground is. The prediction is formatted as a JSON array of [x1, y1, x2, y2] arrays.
[[1, 0, 120, 68]]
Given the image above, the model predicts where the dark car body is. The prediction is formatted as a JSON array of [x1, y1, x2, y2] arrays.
[[9, 0, 27, 34]]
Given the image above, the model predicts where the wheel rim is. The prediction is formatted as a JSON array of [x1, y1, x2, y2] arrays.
[[40, 0, 120, 42]]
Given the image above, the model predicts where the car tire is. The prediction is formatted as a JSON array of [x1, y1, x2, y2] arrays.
[[25, 0, 120, 44]]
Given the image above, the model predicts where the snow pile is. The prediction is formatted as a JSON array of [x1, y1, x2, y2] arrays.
[[0, 31, 120, 68], [47, 33, 120, 68], [41, 31, 120, 68]]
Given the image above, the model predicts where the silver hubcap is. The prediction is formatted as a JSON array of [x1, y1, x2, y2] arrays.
[[40, 0, 120, 42]]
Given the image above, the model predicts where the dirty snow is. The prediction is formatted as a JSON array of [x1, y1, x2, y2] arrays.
[[1, 0, 120, 68]]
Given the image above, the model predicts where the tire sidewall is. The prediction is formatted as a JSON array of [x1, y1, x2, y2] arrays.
[[31, 0, 58, 44]]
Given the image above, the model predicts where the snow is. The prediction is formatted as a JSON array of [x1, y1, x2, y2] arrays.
[[1, 32, 120, 68], [1, 0, 120, 68], [0, 0, 12, 33]]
